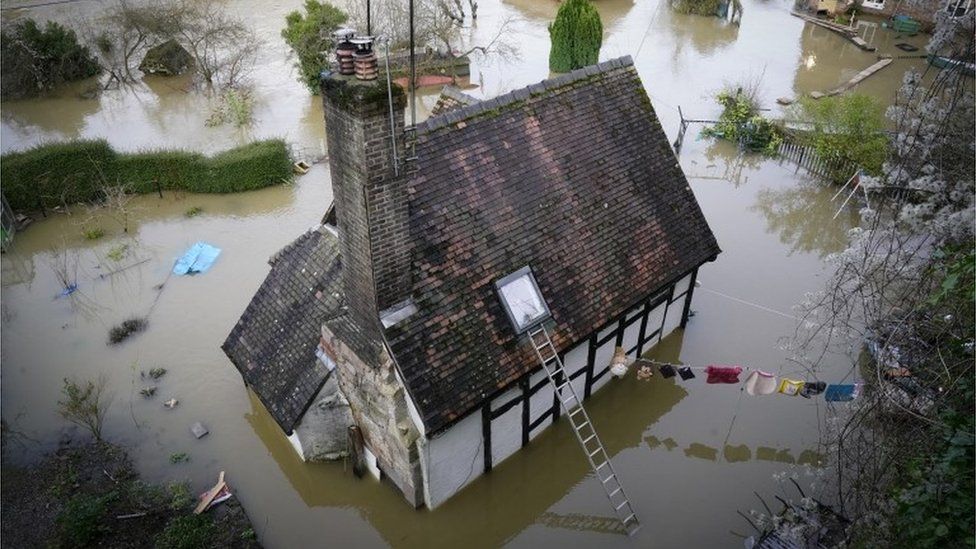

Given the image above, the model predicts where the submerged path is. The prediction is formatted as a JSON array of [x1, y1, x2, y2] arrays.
[[790, 11, 877, 51], [810, 58, 894, 99]]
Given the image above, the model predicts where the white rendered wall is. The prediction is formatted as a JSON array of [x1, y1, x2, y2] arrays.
[[422, 411, 483, 509]]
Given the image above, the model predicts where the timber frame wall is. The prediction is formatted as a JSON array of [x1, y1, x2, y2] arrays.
[[479, 265, 700, 474]]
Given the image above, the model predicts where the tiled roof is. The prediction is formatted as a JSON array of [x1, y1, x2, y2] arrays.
[[386, 56, 721, 433], [221, 226, 344, 432], [430, 86, 480, 116]]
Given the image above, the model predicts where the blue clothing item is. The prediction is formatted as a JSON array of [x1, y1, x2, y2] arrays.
[[825, 384, 857, 402], [173, 242, 221, 275]]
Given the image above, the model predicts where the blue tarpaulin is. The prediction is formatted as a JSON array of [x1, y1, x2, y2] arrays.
[[173, 242, 221, 275]]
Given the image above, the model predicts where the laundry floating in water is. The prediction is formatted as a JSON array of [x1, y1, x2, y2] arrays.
[[173, 242, 221, 275], [634, 358, 863, 403]]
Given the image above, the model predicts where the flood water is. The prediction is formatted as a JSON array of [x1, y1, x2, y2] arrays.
[[1, 0, 928, 546]]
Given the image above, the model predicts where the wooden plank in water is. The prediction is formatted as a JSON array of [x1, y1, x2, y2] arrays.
[[811, 58, 893, 98]]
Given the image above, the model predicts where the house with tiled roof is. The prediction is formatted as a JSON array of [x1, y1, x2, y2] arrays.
[[223, 54, 720, 510]]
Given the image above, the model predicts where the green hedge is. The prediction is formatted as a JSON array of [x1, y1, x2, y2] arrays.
[[1, 139, 292, 210]]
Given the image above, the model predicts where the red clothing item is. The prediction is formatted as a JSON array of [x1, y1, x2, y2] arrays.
[[705, 365, 743, 384]]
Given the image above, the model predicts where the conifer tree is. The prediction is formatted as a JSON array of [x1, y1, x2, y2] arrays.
[[548, 0, 603, 73]]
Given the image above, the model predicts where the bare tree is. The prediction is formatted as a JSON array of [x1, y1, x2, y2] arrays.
[[168, 0, 261, 89], [88, 1, 160, 85]]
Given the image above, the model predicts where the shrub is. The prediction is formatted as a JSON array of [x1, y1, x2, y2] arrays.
[[703, 88, 783, 155], [1, 139, 292, 210], [282, 0, 349, 93], [57, 375, 111, 441], [548, 0, 603, 73], [156, 514, 216, 549], [796, 94, 888, 181], [1, 19, 101, 99], [83, 227, 106, 240], [108, 317, 147, 344], [671, 0, 723, 16], [57, 491, 118, 547]]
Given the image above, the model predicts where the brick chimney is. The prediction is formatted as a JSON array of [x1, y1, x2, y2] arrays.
[[320, 50, 410, 343]]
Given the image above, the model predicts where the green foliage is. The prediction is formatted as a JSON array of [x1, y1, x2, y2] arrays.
[[928, 246, 975, 306], [184, 206, 203, 217], [156, 514, 216, 549], [57, 491, 118, 546], [241, 527, 257, 541], [106, 243, 128, 262], [1, 139, 292, 210], [57, 376, 111, 440], [205, 89, 254, 128], [108, 317, 147, 344], [670, 0, 723, 16], [167, 481, 193, 511], [83, 227, 106, 240], [1, 19, 101, 99], [169, 452, 189, 464], [704, 89, 783, 155], [148, 367, 168, 379], [548, 0, 603, 73], [281, 0, 349, 93], [797, 94, 888, 181]]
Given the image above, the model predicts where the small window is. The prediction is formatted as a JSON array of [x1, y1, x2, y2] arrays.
[[495, 266, 551, 333]]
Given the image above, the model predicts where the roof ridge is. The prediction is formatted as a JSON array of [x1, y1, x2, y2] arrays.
[[418, 56, 635, 135]]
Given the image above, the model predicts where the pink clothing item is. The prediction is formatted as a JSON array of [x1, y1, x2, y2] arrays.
[[705, 365, 743, 384]]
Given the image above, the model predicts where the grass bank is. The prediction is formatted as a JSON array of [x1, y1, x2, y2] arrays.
[[0, 441, 260, 548], [1, 139, 292, 211]]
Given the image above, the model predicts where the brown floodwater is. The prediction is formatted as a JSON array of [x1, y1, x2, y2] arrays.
[[1, 0, 928, 546]]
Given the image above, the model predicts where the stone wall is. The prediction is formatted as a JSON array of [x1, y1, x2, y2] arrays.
[[321, 323, 425, 507], [291, 373, 354, 461]]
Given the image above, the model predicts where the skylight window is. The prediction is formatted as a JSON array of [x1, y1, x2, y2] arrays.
[[496, 266, 551, 333]]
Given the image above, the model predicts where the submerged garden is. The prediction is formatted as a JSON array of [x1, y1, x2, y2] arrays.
[[0, 0, 973, 546]]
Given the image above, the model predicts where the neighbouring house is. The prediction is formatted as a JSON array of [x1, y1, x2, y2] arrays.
[[804, 0, 972, 26], [223, 53, 720, 509]]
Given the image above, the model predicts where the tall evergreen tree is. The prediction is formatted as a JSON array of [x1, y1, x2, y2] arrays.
[[548, 0, 603, 73]]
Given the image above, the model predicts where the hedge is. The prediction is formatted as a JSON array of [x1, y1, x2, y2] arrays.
[[1, 139, 292, 210]]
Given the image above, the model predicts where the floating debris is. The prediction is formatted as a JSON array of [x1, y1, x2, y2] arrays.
[[173, 242, 221, 276], [140, 386, 157, 398], [293, 160, 311, 175], [194, 471, 230, 514], [164, 398, 179, 409], [190, 422, 209, 439], [148, 368, 167, 380], [108, 317, 147, 345]]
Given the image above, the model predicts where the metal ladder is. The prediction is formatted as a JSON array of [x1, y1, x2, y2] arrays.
[[528, 325, 641, 536]]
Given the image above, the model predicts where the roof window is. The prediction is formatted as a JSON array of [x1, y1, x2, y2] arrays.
[[495, 266, 551, 333]]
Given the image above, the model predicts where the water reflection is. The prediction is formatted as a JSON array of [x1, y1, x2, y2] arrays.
[[664, 8, 739, 58], [0, 78, 102, 141], [644, 435, 824, 465], [751, 178, 858, 258], [502, 0, 635, 27], [684, 140, 763, 187], [246, 336, 690, 547]]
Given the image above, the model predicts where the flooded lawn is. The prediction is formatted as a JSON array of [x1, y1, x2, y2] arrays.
[[1, 0, 927, 546]]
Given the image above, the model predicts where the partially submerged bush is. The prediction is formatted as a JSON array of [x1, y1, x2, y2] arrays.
[[57, 375, 111, 441], [795, 93, 888, 181], [548, 0, 603, 73], [1, 139, 292, 210], [282, 0, 349, 93], [704, 88, 783, 155], [1, 19, 101, 99], [108, 317, 147, 345], [671, 0, 723, 16]]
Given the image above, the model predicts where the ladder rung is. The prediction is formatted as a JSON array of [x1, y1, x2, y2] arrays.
[[622, 513, 637, 524], [608, 487, 621, 498], [582, 434, 596, 445], [589, 447, 603, 458], [569, 407, 584, 417], [615, 501, 630, 511], [595, 461, 609, 471], [601, 473, 616, 483], [575, 421, 590, 431]]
